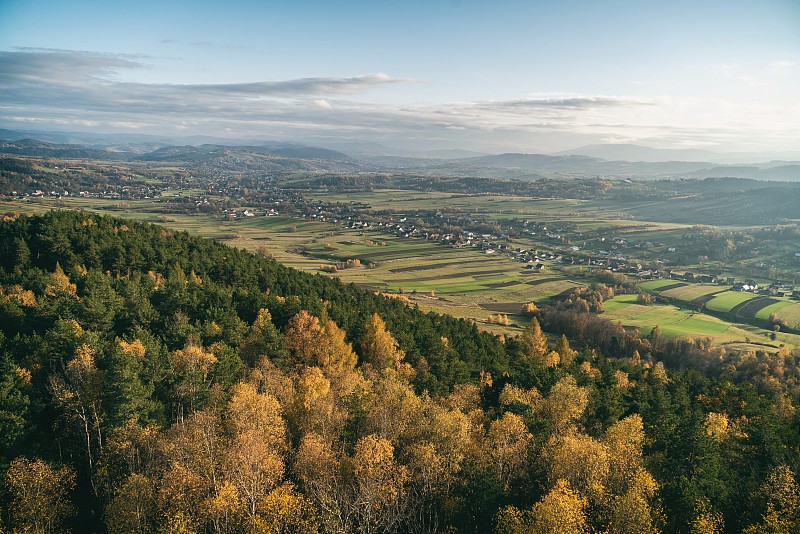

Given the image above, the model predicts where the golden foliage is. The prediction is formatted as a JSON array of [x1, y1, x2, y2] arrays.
[[227, 382, 287, 451], [284, 312, 359, 393], [704, 412, 730, 442], [580, 361, 602, 380], [45, 262, 78, 298], [171, 343, 218, 378], [5, 456, 76, 534], [539, 376, 590, 433], [499, 383, 541, 409], [200, 480, 243, 533], [542, 351, 561, 367], [520, 317, 547, 362], [224, 430, 285, 520], [360, 313, 405, 372], [744, 465, 800, 534], [157, 463, 206, 529], [529, 479, 589, 534], [118, 338, 146, 360], [614, 369, 633, 392], [105, 473, 156, 534], [365, 373, 424, 445], [257, 482, 319, 533], [487, 412, 532, 492], [352, 434, 409, 531], [691, 499, 725, 534], [1, 284, 37, 307], [291, 366, 344, 440]]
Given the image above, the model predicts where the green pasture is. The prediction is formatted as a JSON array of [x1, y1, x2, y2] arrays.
[[660, 284, 726, 302], [705, 291, 759, 313], [639, 279, 682, 291], [752, 301, 793, 320], [771, 302, 800, 329], [604, 298, 731, 338]]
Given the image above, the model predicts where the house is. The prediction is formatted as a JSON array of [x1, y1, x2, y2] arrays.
[[726, 277, 735, 285]]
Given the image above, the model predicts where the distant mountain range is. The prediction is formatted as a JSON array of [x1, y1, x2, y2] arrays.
[[0, 138, 353, 165], [0, 128, 798, 181], [554, 143, 800, 165]]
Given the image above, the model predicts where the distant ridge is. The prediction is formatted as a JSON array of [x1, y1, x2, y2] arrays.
[[554, 143, 718, 162]]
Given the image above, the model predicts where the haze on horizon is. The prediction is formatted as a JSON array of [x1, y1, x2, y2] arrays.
[[1, 0, 798, 155]]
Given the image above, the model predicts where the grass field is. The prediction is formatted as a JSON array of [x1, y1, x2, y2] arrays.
[[772, 302, 800, 329], [603, 294, 800, 347], [658, 284, 722, 302], [754, 301, 794, 320], [705, 291, 759, 313], [639, 279, 684, 291]]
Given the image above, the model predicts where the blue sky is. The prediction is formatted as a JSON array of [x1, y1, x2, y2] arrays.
[[1, 0, 798, 153]]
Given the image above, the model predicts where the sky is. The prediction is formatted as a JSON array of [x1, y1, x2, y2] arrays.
[[0, 0, 799, 154]]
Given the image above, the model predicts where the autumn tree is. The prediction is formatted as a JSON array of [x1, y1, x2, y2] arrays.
[[554, 334, 576, 366], [257, 482, 319, 534], [538, 375, 590, 434], [224, 382, 288, 523], [520, 317, 547, 363], [351, 434, 409, 533], [745, 465, 800, 534], [5, 456, 76, 534], [496, 479, 589, 534], [290, 366, 345, 442], [104, 473, 157, 534], [360, 313, 405, 373], [49, 342, 104, 493], [284, 311, 359, 394], [294, 432, 347, 532], [486, 412, 533, 493]]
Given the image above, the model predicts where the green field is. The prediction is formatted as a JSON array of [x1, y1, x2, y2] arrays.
[[639, 279, 682, 291], [660, 284, 725, 302], [705, 291, 759, 313], [754, 301, 794, 320], [602, 294, 800, 348], [772, 302, 800, 329]]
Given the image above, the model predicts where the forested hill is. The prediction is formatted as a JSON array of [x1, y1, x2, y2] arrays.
[[1, 210, 798, 533]]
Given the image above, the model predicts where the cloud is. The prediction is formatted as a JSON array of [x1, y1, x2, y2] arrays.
[[0, 49, 406, 98], [480, 96, 652, 110], [1, 49, 798, 153], [769, 59, 795, 69]]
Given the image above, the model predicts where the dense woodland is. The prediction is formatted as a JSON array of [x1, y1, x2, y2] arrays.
[[1, 211, 799, 533]]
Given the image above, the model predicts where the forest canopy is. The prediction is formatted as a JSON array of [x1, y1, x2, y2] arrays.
[[0, 210, 798, 533]]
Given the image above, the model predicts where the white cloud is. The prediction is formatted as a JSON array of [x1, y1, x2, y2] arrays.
[[1, 49, 798, 153], [769, 60, 795, 69]]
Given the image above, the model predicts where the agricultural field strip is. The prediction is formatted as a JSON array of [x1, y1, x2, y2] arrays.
[[604, 298, 731, 336], [703, 291, 758, 313], [639, 279, 685, 290], [660, 284, 728, 301], [772, 303, 800, 328], [755, 301, 796, 320], [389, 258, 498, 273], [734, 297, 782, 319], [393, 268, 516, 283]]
